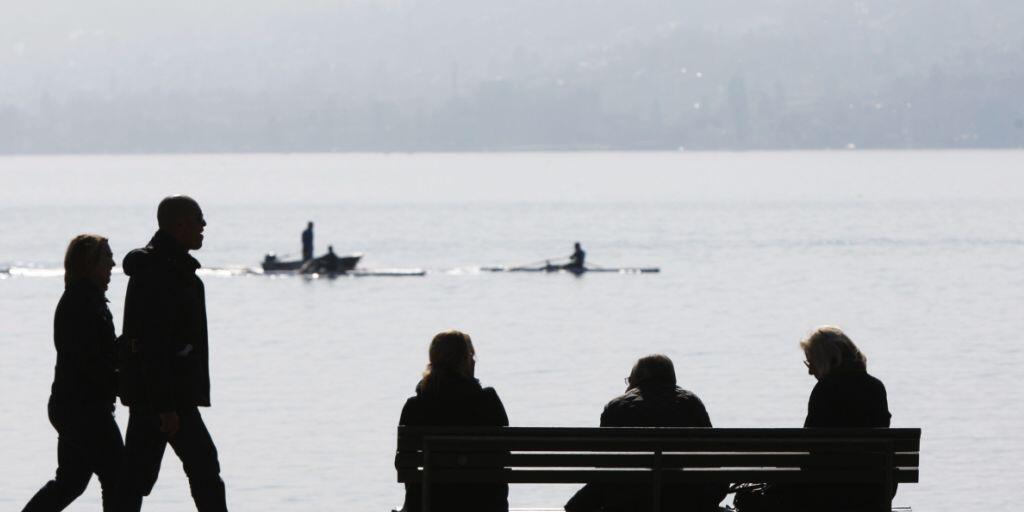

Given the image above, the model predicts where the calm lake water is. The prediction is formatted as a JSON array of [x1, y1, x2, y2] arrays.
[[2, 151, 1023, 511]]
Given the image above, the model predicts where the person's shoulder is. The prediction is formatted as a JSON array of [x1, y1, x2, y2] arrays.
[[670, 386, 707, 407], [399, 394, 424, 425], [673, 386, 701, 400], [123, 246, 160, 279], [56, 282, 100, 310], [604, 388, 642, 411], [54, 288, 76, 315], [402, 394, 421, 409], [479, 385, 503, 403], [862, 371, 887, 392]]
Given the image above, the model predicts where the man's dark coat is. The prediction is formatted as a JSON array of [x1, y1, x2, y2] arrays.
[[119, 230, 210, 412], [566, 384, 727, 512]]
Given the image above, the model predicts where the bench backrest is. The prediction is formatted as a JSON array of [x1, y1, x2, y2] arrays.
[[396, 426, 920, 510]]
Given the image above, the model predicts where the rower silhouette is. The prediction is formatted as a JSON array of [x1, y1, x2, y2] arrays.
[[301, 222, 314, 262], [566, 242, 586, 271]]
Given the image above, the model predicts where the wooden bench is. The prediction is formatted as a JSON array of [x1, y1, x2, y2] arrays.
[[396, 426, 920, 512]]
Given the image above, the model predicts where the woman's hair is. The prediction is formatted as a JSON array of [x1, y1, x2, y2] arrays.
[[421, 330, 475, 388], [64, 234, 109, 288], [800, 326, 867, 377]]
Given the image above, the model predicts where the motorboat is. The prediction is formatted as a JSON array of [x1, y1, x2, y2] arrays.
[[261, 252, 361, 274]]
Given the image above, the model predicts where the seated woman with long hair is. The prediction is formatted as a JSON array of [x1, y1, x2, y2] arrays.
[[396, 330, 509, 512]]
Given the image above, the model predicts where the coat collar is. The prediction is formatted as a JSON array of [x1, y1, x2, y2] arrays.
[[66, 278, 107, 302], [149, 230, 201, 271]]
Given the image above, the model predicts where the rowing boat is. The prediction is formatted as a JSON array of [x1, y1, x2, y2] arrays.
[[261, 253, 361, 274], [480, 264, 659, 274]]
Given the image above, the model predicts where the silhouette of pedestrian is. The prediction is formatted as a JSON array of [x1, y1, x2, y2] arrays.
[[302, 221, 314, 262], [22, 235, 122, 512], [116, 195, 228, 512]]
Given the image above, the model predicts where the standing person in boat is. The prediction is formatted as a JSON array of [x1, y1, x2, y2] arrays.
[[301, 221, 314, 262], [117, 195, 228, 512], [565, 354, 726, 512], [565, 242, 586, 271], [734, 326, 893, 512], [22, 235, 122, 512], [396, 330, 509, 512]]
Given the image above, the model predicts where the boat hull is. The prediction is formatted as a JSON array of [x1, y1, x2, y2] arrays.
[[481, 265, 658, 274], [262, 254, 361, 274]]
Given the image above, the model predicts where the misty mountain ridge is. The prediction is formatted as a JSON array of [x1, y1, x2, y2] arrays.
[[2, 0, 1022, 152]]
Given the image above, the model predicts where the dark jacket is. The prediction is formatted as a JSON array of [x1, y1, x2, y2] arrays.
[[118, 230, 210, 412], [800, 363, 893, 511], [50, 279, 118, 409], [804, 364, 891, 429], [397, 370, 509, 512], [566, 384, 727, 512]]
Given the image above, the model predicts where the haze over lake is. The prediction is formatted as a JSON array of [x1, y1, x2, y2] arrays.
[[2, 151, 1022, 511]]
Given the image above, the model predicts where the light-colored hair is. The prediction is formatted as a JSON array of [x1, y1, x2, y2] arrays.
[[63, 234, 109, 288], [422, 330, 475, 388], [630, 354, 677, 387], [800, 326, 867, 377]]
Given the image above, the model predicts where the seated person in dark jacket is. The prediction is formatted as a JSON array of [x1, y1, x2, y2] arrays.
[[396, 330, 510, 512], [800, 326, 893, 510], [565, 354, 727, 512], [736, 326, 894, 512]]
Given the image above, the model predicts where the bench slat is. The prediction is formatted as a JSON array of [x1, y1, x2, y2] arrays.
[[396, 452, 918, 469], [400, 426, 922, 439], [399, 427, 920, 445], [399, 468, 919, 484], [411, 436, 917, 453]]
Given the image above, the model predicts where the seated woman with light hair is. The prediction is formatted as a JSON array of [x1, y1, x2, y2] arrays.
[[738, 326, 893, 512], [395, 330, 509, 512], [800, 326, 891, 429]]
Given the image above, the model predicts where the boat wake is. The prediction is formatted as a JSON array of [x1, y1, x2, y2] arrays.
[[1, 263, 655, 279], [0, 265, 426, 279]]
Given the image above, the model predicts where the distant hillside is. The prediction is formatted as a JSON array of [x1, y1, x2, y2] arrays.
[[2, 0, 1023, 152]]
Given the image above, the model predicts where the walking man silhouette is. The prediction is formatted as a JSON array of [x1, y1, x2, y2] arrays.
[[117, 195, 228, 512]]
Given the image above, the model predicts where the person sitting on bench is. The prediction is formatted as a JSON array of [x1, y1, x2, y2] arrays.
[[396, 330, 509, 512], [735, 326, 894, 512], [565, 354, 727, 512]]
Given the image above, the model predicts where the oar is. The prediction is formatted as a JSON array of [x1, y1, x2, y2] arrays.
[[510, 256, 565, 270]]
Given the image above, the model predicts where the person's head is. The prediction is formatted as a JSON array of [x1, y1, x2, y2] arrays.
[[422, 330, 476, 386], [800, 326, 867, 380], [307, 221, 313, 229], [64, 234, 114, 291], [328, 245, 335, 254], [157, 195, 205, 250], [574, 242, 581, 250], [627, 354, 676, 390]]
